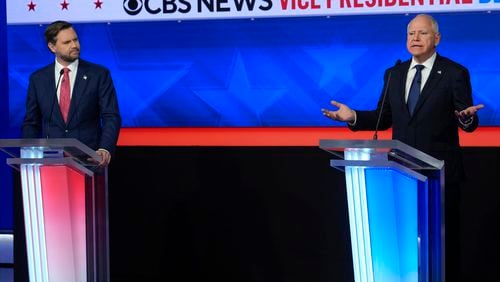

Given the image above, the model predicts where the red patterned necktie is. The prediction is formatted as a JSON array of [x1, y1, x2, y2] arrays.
[[59, 67, 71, 123]]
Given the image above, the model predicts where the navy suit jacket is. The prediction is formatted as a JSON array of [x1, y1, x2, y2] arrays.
[[350, 54, 478, 180], [22, 59, 121, 154]]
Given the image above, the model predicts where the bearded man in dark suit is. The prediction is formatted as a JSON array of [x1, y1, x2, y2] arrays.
[[16, 20, 120, 282], [22, 20, 121, 165]]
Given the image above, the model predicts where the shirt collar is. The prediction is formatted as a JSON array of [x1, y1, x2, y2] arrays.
[[55, 59, 79, 75], [410, 52, 436, 71]]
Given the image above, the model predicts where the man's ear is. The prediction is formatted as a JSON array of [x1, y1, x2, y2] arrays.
[[434, 33, 441, 47], [47, 42, 56, 53]]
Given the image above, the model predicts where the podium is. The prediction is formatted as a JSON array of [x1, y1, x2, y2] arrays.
[[320, 139, 445, 282], [0, 138, 108, 282]]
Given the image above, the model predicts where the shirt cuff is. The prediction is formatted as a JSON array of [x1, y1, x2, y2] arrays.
[[97, 148, 110, 154], [348, 111, 357, 126], [458, 115, 474, 128]]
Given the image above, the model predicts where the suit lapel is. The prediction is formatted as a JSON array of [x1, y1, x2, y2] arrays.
[[67, 61, 89, 125], [396, 61, 411, 117], [411, 55, 444, 117]]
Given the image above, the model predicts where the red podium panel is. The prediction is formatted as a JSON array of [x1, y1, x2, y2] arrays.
[[1, 139, 107, 282]]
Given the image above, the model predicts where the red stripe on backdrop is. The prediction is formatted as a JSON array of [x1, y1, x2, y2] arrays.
[[117, 127, 500, 147]]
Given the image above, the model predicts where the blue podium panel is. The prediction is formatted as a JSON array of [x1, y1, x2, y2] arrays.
[[365, 168, 419, 282], [344, 157, 422, 282], [321, 140, 444, 282]]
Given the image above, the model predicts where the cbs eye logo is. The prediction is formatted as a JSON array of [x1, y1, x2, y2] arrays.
[[123, 0, 143, 15]]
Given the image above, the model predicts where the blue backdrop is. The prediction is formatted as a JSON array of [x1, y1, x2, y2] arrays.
[[0, 0, 13, 231], [6, 12, 500, 128]]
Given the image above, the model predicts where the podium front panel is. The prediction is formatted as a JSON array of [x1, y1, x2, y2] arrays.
[[20, 162, 88, 282], [321, 141, 444, 282], [0, 139, 106, 282]]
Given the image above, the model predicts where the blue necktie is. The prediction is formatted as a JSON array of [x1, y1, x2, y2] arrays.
[[407, 64, 425, 116]]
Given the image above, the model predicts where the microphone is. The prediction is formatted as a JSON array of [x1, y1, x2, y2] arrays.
[[46, 69, 65, 139], [373, 59, 401, 140]]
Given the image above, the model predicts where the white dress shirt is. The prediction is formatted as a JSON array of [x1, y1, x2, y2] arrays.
[[404, 52, 436, 103]]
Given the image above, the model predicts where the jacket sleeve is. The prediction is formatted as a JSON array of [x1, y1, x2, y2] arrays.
[[98, 68, 121, 154], [452, 67, 478, 132], [22, 74, 42, 138]]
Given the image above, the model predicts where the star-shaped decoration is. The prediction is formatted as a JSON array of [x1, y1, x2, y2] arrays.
[[94, 0, 103, 9], [304, 43, 367, 89], [61, 0, 69, 10], [193, 51, 285, 126], [27, 1, 36, 11]]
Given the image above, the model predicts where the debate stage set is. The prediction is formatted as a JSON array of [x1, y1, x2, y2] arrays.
[[1, 1, 500, 282]]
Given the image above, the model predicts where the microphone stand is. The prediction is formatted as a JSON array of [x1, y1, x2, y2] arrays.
[[373, 59, 401, 140], [46, 69, 65, 139]]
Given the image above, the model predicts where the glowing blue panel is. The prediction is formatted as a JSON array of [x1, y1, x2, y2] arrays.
[[343, 147, 425, 282], [365, 168, 420, 282]]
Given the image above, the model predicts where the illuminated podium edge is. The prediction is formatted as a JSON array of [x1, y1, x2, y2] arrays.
[[0, 138, 107, 282], [320, 139, 445, 282]]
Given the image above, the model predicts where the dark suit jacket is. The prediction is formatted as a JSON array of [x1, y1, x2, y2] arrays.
[[350, 54, 478, 181], [22, 59, 121, 154]]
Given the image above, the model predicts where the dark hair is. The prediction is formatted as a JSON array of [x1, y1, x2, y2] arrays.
[[44, 20, 73, 45]]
